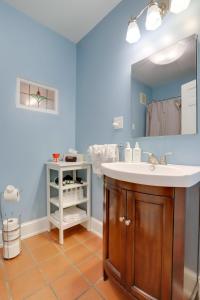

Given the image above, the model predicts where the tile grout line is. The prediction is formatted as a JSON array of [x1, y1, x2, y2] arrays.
[[49, 230, 104, 299], [22, 240, 62, 300], [1, 229, 104, 300], [38, 230, 102, 299]]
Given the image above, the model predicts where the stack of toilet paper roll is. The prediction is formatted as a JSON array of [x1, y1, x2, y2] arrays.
[[3, 218, 21, 259], [2, 185, 21, 259]]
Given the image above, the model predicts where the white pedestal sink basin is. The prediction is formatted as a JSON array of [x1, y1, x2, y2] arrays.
[[101, 162, 200, 187]]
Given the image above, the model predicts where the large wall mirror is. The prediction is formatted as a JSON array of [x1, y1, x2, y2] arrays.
[[131, 34, 197, 138]]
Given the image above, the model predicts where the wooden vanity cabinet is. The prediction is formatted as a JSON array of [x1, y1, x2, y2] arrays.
[[103, 176, 200, 300]]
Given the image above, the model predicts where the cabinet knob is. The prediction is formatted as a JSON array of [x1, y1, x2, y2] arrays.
[[119, 217, 125, 223], [125, 219, 131, 226]]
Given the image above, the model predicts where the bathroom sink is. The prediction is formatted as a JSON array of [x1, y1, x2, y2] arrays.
[[101, 162, 200, 187]]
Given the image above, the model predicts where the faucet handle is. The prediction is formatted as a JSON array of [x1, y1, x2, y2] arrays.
[[160, 152, 173, 165], [143, 152, 159, 165]]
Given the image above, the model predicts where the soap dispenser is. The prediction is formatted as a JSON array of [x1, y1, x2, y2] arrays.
[[133, 142, 142, 163], [124, 142, 132, 163]]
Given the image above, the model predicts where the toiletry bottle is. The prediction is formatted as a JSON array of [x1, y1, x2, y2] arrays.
[[133, 142, 142, 163], [124, 142, 132, 163]]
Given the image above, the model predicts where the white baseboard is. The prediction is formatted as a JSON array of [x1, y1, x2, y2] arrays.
[[0, 217, 49, 247], [21, 217, 49, 240], [0, 216, 103, 247], [90, 217, 103, 238]]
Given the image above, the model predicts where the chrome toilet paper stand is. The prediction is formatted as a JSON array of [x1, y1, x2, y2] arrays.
[[0, 191, 22, 259]]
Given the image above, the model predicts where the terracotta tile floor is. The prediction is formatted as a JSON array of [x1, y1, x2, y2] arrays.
[[0, 225, 126, 299]]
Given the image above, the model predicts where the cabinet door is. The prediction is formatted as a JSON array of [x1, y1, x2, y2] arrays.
[[126, 191, 173, 300], [103, 184, 126, 284]]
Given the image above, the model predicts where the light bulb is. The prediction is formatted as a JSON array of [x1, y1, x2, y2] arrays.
[[170, 0, 191, 14], [149, 41, 186, 65], [146, 2, 162, 31], [126, 19, 141, 44]]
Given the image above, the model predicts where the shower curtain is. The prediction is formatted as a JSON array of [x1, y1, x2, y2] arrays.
[[146, 98, 181, 136]]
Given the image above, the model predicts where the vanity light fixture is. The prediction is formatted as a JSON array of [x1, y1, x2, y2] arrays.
[[146, 1, 162, 31], [126, 18, 141, 43], [126, 0, 191, 44]]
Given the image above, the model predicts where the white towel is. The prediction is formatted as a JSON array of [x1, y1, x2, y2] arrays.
[[53, 207, 86, 223], [88, 144, 119, 176]]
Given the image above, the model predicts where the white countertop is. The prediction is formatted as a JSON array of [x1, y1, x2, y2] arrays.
[[101, 162, 200, 188]]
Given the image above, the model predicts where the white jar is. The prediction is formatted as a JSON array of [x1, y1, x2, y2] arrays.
[[78, 187, 84, 200], [73, 189, 78, 202], [124, 142, 132, 163], [133, 142, 142, 163]]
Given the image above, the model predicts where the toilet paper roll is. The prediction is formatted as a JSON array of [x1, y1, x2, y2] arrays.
[[3, 185, 20, 202], [3, 239, 21, 259], [3, 218, 19, 231], [3, 228, 20, 241]]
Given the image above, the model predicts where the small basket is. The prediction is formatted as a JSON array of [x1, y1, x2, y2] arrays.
[[64, 156, 77, 162]]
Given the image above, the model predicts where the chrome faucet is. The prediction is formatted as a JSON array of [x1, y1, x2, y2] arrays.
[[144, 152, 172, 165], [143, 152, 159, 165], [159, 152, 172, 165]]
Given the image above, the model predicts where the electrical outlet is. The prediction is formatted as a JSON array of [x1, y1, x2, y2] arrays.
[[113, 116, 123, 129]]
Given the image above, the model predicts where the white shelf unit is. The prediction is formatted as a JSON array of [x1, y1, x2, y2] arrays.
[[46, 162, 91, 244]]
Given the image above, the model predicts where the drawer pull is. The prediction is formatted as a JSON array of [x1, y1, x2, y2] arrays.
[[119, 217, 125, 223], [125, 219, 131, 226]]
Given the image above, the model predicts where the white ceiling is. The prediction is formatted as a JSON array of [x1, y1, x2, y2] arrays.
[[4, 0, 122, 43], [132, 35, 197, 87]]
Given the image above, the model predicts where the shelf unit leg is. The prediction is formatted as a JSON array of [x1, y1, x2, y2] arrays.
[[47, 166, 51, 232], [86, 166, 91, 231], [48, 221, 52, 232], [59, 228, 64, 245], [86, 219, 91, 231], [58, 168, 64, 245]]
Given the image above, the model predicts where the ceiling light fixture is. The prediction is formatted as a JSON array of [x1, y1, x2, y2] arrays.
[[170, 0, 191, 14], [149, 41, 186, 64], [126, 0, 191, 44]]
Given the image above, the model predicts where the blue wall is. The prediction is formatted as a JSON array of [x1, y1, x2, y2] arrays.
[[131, 74, 195, 138], [0, 2, 76, 222], [131, 79, 152, 137], [76, 0, 200, 221], [152, 73, 196, 100], [1, 0, 200, 223]]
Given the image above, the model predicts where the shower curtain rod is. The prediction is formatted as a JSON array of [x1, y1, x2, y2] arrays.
[[144, 96, 182, 109], [152, 96, 181, 103], [143, 95, 181, 107]]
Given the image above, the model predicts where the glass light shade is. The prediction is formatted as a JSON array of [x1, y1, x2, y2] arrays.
[[170, 0, 191, 14], [149, 41, 186, 65], [146, 2, 162, 31], [126, 19, 141, 44]]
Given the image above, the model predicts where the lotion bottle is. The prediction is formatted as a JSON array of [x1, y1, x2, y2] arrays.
[[132, 142, 142, 163], [124, 142, 132, 163]]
